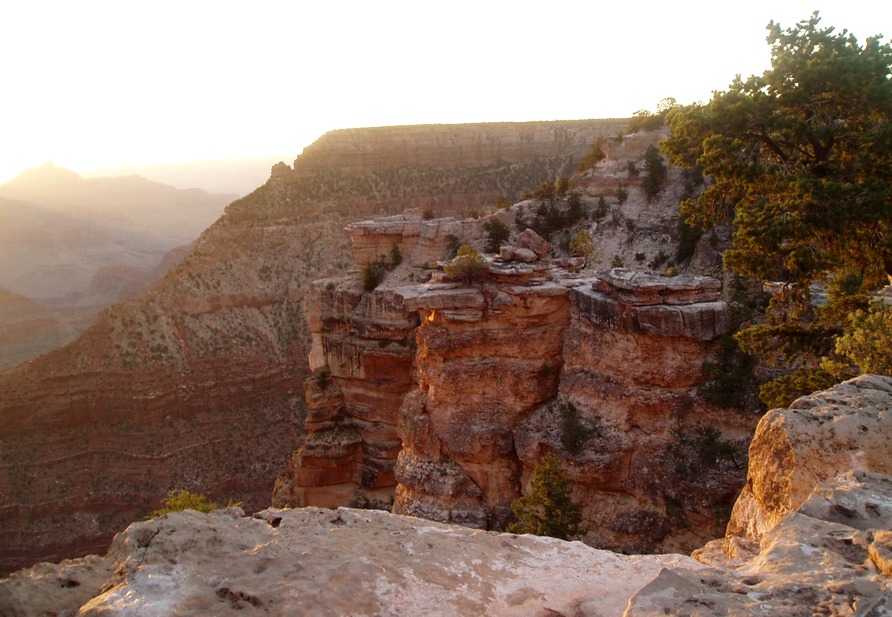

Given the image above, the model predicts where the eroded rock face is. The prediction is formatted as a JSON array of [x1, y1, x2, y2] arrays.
[[284, 213, 753, 554], [0, 507, 700, 617], [727, 375, 892, 540], [625, 376, 892, 615], [394, 279, 572, 527]]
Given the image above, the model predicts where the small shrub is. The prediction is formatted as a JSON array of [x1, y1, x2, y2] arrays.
[[444, 244, 486, 285], [493, 195, 511, 211], [616, 184, 628, 204], [315, 369, 331, 391], [555, 176, 570, 196], [566, 192, 584, 223], [483, 219, 511, 253], [635, 252, 646, 262], [569, 231, 595, 261], [508, 453, 582, 540], [625, 219, 637, 233], [390, 244, 403, 268], [611, 255, 625, 268], [642, 144, 667, 200], [362, 261, 386, 292], [423, 208, 435, 220], [627, 161, 639, 178], [149, 490, 218, 519], [592, 197, 609, 221]]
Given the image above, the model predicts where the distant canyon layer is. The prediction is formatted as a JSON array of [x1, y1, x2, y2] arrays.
[[0, 119, 625, 574], [0, 166, 234, 370]]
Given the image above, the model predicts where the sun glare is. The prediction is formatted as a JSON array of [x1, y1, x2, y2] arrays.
[[0, 0, 888, 185]]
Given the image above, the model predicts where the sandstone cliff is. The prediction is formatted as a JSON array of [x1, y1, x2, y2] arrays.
[[0, 120, 626, 574], [4, 377, 890, 616], [276, 187, 755, 554]]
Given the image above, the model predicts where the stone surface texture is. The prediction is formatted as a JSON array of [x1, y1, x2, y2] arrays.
[[0, 507, 700, 617], [625, 375, 892, 615], [0, 120, 625, 575]]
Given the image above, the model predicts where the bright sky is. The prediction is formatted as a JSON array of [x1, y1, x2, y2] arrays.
[[0, 1, 889, 185]]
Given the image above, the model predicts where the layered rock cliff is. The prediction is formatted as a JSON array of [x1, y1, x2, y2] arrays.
[[4, 377, 889, 616], [0, 120, 626, 574], [276, 200, 755, 553]]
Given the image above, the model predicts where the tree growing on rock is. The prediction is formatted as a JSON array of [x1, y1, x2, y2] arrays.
[[662, 12, 892, 407], [444, 244, 486, 285], [508, 452, 582, 540], [483, 219, 511, 253]]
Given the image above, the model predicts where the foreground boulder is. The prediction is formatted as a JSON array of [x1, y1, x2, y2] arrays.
[[0, 507, 698, 617], [626, 375, 892, 615]]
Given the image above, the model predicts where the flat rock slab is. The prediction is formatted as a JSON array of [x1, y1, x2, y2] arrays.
[[1, 507, 701, 617]]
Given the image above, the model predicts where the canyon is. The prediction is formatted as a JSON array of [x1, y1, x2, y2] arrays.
[[273, 202, 755, 553], [0, 120, 625, 574], [0, 166, 235, 369], [4, 375, 889, 615]]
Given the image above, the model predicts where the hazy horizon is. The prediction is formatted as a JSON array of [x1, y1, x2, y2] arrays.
[[3, 1, 889, 188]]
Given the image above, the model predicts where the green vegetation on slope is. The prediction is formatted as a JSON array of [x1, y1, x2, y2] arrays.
[[662, 12, 892, 407]]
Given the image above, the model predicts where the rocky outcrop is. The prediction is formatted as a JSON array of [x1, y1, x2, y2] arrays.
[[395, 277, 572, 528], [726, 374, 892, 541], [6, 378, 890, 615], [0, 506, 701, 617], [624, 375, 892, 615], [280, 201, 755, 553], [0, 121, 613, 574]]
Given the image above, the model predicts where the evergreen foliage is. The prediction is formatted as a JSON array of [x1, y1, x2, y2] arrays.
[[662, 12, 892, 407], [835, 303, 892, 376], [641, 144, 667, 199], [482, 219, 511, 253], [444, 244, 486, 285], [508, 453, 582, 540]]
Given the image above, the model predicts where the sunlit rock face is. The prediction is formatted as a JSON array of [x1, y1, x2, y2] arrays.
[[0, 120, 623, 575], [0, 507, 701, 617], [625, 375, 892, 615], [281, 204, 754, 554]]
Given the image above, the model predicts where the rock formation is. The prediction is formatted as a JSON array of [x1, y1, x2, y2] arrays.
[[624, 374, 892, 615], [0, 120, 626, 574], [0, 507, 700, 617], [4, 377, 890, 616], [276, 198, 756, 553]]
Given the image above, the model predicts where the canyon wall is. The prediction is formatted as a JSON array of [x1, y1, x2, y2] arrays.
[[276, 203, 757, 553], [0, 120, 625, 574]]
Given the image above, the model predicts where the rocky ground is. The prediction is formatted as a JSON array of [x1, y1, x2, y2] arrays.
[[3, 375, 889, 615]]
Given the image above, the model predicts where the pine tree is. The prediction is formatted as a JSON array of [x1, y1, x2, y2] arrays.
[[508, 453, 582, 540]]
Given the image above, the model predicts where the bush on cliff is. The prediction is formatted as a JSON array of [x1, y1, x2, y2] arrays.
[[148, 490, 219, 518], [444, 244, 486, 285], [508, 453, 582, 540], [483, 219, 511, 253]]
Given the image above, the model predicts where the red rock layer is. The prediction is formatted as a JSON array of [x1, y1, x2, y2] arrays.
[[1, 121, 607, 573]]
